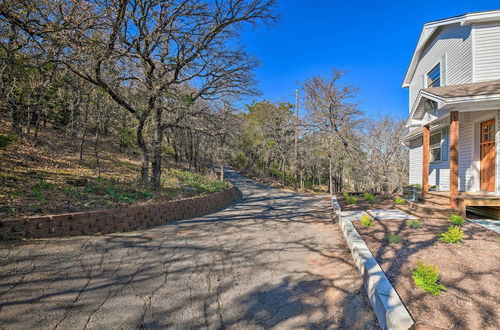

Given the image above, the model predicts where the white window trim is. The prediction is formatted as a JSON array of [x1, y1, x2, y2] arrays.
[[430, 131, 442, 162], [426, 63, 441, 88]]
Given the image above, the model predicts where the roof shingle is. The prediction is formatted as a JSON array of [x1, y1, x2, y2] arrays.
[[424, 79, 500, 98]]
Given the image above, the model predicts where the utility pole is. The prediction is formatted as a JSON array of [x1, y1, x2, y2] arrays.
[[294, 89, 299, 191]]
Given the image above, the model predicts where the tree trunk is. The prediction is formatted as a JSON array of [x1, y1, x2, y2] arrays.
[[220, 163, 224, 182], [151, 108, 164, 191], [328, 156, 333, 195], [94, 111, 102, 177], [136, 119, 149, 186], [9, 101, 21, 134]]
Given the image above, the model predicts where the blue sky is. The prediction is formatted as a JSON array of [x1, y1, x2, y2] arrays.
[[240, 0, 499, 119]]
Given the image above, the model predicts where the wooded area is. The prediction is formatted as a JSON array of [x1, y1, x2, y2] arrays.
[[0, 0, 408, 204]]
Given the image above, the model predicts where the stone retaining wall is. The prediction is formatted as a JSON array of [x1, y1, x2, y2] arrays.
[[0, 187, 241, 239]]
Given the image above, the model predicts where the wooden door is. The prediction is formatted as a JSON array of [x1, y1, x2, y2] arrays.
[[480, 119, 496, 192]]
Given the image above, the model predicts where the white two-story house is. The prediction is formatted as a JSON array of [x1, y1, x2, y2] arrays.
[[403, 10, 500, 214]]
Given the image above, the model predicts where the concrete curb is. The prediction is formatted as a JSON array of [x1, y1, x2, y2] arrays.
[[332, 196, 414, 330]]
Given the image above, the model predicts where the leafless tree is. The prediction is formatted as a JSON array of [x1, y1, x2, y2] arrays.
[[0, 0, 276, 189], [302, 68, 364, 194]]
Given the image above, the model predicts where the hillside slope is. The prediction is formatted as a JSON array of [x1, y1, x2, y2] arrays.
[[0, 119, 227, 220]]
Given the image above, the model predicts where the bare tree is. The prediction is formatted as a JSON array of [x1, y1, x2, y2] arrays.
[[302, 68, 364, 194], [0, 0, 276, 189]]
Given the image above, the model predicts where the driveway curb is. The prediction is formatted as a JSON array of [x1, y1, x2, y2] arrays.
[[332, 196, 414, 330]]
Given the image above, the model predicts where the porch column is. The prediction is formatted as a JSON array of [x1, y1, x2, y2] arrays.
[[422, 125, 430, 198], [449, 111, 459, 209]]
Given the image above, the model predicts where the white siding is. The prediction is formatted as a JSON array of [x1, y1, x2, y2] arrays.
[[429, 162, 450, 190], [409, 24, 473, 110], [458, 112, 473, 191], [473, 23, 500, 82], [409, 138, 422, 185]]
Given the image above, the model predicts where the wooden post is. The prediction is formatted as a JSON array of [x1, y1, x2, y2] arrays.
[[422, 125, 430, 198], [294, 89, 299, 191], [450, 111, 459, 210]]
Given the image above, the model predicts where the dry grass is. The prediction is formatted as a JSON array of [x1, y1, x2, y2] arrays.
[[0, 119, 227, 220]]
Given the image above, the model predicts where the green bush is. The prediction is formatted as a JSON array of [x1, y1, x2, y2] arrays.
[[449, 214, 465, 226], [363, 192, 378, 204], [346, 195, 358, 204], [439, 225, 464, 244], [411, 261, 447, 295], [384, 234, 402, 244], [406, 219, 422, 229], [360, 215, 373, 227], [342, 191, 350, 198], [31, 178, 51, 200], [394, 197, 406, 205], [0, 134, 16, 148], [31, 186, 43, 200]]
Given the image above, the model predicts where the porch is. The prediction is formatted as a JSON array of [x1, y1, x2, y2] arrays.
[[405, 80, 500, 214], [397, 190, 500, 219]]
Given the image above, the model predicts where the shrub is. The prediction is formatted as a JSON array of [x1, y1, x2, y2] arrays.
[[411, 261, 446, 295], [0, 134, 16, 148], [342, 191, 350, 198], [406, 219, 422, 229], [346, 195, 358, 204], [449, 214, 465, 226], [384, 234, 402, 244], [175, 170, 228, 194], [363, 192, 378, 204], [439, 225, 464, 244], [394, 197, 406, 205], [360, 215, 373, 227]]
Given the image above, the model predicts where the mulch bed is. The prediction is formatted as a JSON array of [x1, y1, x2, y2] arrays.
[[353, 216, 500, 329], [338, 195, 394, 211]]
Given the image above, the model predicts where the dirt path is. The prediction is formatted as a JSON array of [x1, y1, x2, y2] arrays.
[[0, 169, 377, 329]]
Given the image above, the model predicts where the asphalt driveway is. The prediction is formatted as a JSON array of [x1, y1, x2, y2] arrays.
[[0, 169, 377, 329]]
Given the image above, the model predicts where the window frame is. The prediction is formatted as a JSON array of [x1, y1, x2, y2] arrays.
[[427, 64, 441, 88], [429, 131, 442, 162]]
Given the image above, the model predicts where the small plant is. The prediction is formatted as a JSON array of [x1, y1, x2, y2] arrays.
[[363, 192, 378, 204], [360, 215, 373, 227], [394, 197, 406, 205], [0, 134, 16, 148], [406, 219, 422, 229], [411, 261, 446, 295], [342, 191, 350, 198], [38, 178, 50, 190], [449, 214, 465, 226], [31, 186, 43, 200], [384, 234, 402, 244], [346, 195, 358, 204], [8, 207, 17, 216], [439, 225, 464, 244]]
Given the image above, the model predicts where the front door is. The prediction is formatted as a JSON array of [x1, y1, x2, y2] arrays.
[[480, 119, 496, 192]]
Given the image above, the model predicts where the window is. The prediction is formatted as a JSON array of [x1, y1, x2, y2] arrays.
[[427, 64, 441, 88], [430, 131, 441, 162]]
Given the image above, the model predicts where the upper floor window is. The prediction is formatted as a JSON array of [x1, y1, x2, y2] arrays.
[[427, 64, 441, 87]]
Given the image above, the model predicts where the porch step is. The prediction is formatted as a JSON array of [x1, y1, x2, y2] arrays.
[[422, 196, 450, 207], [426, 191, 450, 198], [394, 204, 449, 220], [406, 199, 453, 217]]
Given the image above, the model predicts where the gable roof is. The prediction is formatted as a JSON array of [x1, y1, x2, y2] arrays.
[[424, 79, 500, 98], [402, 9, 500, 88], [407, 79, 500, 126]]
